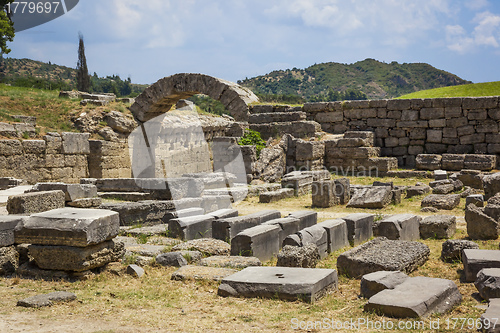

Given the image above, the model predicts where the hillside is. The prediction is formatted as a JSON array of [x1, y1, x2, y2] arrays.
[[239, 58, 471, 100], [0, 58, 148, 97], [396, 81, 500, 99]]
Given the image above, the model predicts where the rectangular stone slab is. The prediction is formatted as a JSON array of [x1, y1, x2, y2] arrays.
[[364, 276, 462, 318], [0, 216, 25, 247], [29, 239, 124, 272], [317, 219, 349, 253], [230, 224, 280, 261], [206, 209, 238, 220], [288, 211, 317, 230], [7, 190, 65, 215], [213, 210, 281, 241], [34, 183, 98, 202], [168, 215, 214, 240], [376, 214, 421, 241], [463, 249, 500, 282], [218, 266, 338, 303], [262, 217, 300, 247], [15, 207, 120, 247], [337, 237, 430, 278], [342, 213, 374, 246]]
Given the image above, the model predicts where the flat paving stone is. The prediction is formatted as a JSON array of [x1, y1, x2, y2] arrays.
[[337, 237, 430, 278], [218, 266, 337, 303], [360, 270, 409, 299], [198, 255, 261, 269], [463, 249, 500, 282], [481, 298, 500, 333], [364, 276, 462, 318], [15, 207, 119, 247], [171, 265, 236, 281], [17, 291, 77, 308]]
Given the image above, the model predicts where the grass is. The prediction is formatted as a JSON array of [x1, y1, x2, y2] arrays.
[[397, 81, 500, 99], [0, 84, 134, 137]]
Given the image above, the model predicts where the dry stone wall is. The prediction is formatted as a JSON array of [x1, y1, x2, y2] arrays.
[[303, 96, 500, 167], [0, 133, 89, 184]]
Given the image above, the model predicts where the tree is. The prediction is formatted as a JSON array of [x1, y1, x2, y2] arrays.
[[0, 0, 15, 54], [76, 32, 90, 92]]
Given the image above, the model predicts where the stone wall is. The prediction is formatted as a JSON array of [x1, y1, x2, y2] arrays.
[[88, 140, 132, 179], [302, 96, 500, 167], [0, 133, 90, 184]]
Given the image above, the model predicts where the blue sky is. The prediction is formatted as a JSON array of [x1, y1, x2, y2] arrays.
[[6, 0, 500, 85]]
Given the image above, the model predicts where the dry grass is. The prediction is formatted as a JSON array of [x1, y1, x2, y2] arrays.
[[0, 175, 493, 332]]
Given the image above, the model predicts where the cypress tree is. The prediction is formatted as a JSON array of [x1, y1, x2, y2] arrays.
[[76, 32, 90, 92]]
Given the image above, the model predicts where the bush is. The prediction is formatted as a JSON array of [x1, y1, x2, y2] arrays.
[[238, 129, 266, 157]]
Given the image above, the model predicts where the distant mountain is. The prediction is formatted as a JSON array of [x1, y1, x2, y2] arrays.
[[238, 58, 472, 101], [0, 57, 148, 97]]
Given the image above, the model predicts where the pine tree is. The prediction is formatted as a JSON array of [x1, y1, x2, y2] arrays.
[[76, 33, 90, 92]]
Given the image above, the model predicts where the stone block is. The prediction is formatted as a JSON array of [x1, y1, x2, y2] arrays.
[[282, 225, 328, 259], [475, 268, 500, 300], [406, 185, 431, 198], [480, 298, 500, 332], [61, 132, 90, 154], [466, 194, 484, 207], [0, 246, 18, 275], [421, 194, 461, 210], [67, 197, 102, 208], [0, 216, 24, 247], [206, 208, 238, 220], [259, 188, 294, 203], [281, 174, 313, 196], [420, 215, 456, 239], [360, 270, 409, 299], [338, 237, 430, 279], [376, 214, 421, 241], [416, 154, 442, 170], [34, 183, 98, 202], [168, 215, 214, 240], [15, 207, 120, 247], [262, 217, 300, 247], [441, 239, 479, 262], [459, 170, 484, 190], [464, 154, 496, 171], [276, 244, 319, 268], [364, 276, 461, 318], [7, 190, 65, 215], [463, 249, 500, 282], [17, 291, 76, 308], [171, 265, 237, 282], [317, 219, 349, 253], [465, 204, 499, 240], [218, 266, 338, 303], [287, 211, 317, 230], [342, 213, 374, 246], [172, 238, 230, 256], [231, 224, 281, 261], [434, 169, 448, 181], [295, 140, 325, 161], [198, 255, 261, 269], [312, 180, 338, 208], [29, 239, 124, 272], [346, 186, 392, 209], [441, 154, 465, 171], [156, 252, 188, 267], [213, 210, 281, 241]]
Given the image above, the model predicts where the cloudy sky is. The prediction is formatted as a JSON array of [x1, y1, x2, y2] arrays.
[[6, 0, 500, 85]]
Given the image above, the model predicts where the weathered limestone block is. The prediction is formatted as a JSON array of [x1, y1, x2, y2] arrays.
[[0, 216, 24, 247], [262, 217, 300, 248], [231, 224, 281, 261], [406, 185, 431, 198], [17, 291, 77, 308], [441, 239, 479, 262], [259, 188, 294, 203], [376, 214, 421, 241], [360, 270, 409, 299], [342, 213, 374, 246], [218, 266, 337, 303], [33, 183, 97, 202], [463, 249, 500, 282], [334, 178, 351, 204], [61, 132, 90, 154], [420, 215, 456, 239], [464, 154, 496, 171], [347, 186, 392, 209], [0, 246, 19, 275], [364, 276, 461, 318], [465, 204, 499, 240], [312, 180, 338, 208], [317, 219, 349, 253], [29, 239, 125, 272], [421, 194, 461, 210], [198, 255, 261, 269], [484, 172, 500, 200], [475, 268, 500, 300], [7, 190, 65, 215], [283, 225, 328, 259], [337, 237, 430, 278], [213, 210, 281, 241], [276, 244, 320, 268], [281, 174, 313, 196], [15, 207, 120, 247], [416, 154, 442, 170], [287, 211, 317, 230], [168, 215, 214, 240]]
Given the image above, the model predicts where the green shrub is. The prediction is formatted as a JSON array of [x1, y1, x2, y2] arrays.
[[238, 129, 266, 157]]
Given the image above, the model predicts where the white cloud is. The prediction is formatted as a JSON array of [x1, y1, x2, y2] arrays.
[[465, 0, 489, 11], [446, 10, 500, 53]]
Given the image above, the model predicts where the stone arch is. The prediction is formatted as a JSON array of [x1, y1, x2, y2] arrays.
[[130, 73, 259, 123]]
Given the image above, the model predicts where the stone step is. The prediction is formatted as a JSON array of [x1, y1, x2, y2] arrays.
[[249, 104, 302, 114], [249, 121, 321, 140], [248, 112, 306, 124]]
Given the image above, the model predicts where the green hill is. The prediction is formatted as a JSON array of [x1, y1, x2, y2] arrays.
[[0, 58, 148, 97], [239, 58, 471, 101], [396, 81, 500, 99]]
